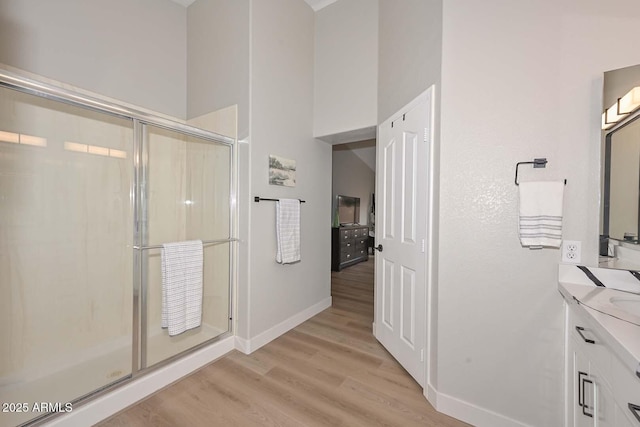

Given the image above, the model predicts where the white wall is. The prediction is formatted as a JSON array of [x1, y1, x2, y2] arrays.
[[437, 1, 640, 426], [0, 0, 187, 119], [248, 0, 332, 339], [332, 141, 376, 226], [313, 0, 378, 138], [186, 0, 252, 341], [378, 0, 442, 123], [187, 0, 250, 137]]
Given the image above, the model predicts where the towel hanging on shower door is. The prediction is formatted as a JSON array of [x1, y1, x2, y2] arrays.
[[161, 240, 203, 336]]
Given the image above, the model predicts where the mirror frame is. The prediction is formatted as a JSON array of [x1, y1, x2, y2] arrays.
[[602, 114, 640, 245]]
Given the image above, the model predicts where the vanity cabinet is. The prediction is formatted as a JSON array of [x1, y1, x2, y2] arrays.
[[566, 303, 640, 426], [331, 226, 369, 271]]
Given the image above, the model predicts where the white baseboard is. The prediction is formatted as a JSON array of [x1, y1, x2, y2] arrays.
[[434, 389, 530, 427], [236, 296, 332, 354], [234, 336, 250, 354], [425, 383, 438, 407], [44, 336, 235, 427]]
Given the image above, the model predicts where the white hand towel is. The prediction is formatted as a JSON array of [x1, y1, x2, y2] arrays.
[[161, 240, 203, 336], [276, 199, 301, 264], [519, 181, 564, 248]]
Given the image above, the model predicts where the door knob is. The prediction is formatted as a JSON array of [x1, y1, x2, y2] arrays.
[[374, 244, 383, 252]]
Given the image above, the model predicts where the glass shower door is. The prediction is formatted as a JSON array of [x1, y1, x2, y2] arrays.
[[0, 87, 134, 427], [141, 125, 231, 368]]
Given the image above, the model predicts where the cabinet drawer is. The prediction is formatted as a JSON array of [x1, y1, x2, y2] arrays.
[[354, 247, 367, 258], [569, 306, 612, 387], [355, 237, 368, 247], [353, 228, 368, 238], [355, 240, 368, 256], [341, 241, 354, 252], [612, 354, 640, 424], [340, 251, 354, 263], [340, 229, 352, 240]]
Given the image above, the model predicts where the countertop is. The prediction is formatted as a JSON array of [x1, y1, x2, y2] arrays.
[[558, 265, 640, 376]]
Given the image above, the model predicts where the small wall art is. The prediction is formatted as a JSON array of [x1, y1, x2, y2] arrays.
[[269, 154, 296, 187]]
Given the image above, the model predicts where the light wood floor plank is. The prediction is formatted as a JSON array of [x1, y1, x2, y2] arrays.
[[97, 258, 470, 427]]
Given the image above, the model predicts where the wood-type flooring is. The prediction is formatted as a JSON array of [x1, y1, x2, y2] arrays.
[[98, 258, 470, 427]]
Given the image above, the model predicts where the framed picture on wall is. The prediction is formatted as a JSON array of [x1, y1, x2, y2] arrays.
[[269, 155, 296, 187]]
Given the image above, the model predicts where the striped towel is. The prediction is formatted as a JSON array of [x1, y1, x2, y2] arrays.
[[161, 240, 203, 336], [276, 199, 301, 264], [518, 181, 564, 248]]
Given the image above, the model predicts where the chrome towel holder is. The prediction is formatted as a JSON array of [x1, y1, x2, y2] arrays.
[[514, 158, 567, 186]]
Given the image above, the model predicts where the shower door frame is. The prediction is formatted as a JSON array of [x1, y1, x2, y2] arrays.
[[0, 68, 238, 422], [135, 121, 237, 371]]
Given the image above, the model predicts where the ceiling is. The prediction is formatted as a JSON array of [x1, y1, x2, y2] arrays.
[[169, 0, 337, 12]]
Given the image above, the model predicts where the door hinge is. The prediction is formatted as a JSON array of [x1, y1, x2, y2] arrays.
[[424, 128, 428, 142], [421, 239, 425, 253], [420, 349, 424, 362]]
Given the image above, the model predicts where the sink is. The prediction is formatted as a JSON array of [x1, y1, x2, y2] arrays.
[[609, 295, 640, 318]]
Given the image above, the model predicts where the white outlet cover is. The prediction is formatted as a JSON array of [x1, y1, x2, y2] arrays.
[[562, 240, 582, 264]]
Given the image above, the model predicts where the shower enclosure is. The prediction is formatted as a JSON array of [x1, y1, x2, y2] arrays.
[[0, 71, 236, 427]]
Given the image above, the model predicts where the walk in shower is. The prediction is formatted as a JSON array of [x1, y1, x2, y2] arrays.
[[0, 71, 236, 427]]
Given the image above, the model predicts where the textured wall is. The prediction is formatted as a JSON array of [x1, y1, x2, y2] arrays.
[[438, 1, 640, 425]]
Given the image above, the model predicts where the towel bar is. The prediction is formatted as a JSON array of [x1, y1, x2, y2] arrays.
[[133, 238, 238, 250], [254, 197, 306, 203]]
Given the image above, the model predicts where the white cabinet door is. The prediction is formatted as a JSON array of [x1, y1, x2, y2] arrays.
[[573, 347, 595, 427], [611, 352, 640, 426], [591, 364, 616, 427], [566, 302, 640, 427], [615, 403, 638, 427]]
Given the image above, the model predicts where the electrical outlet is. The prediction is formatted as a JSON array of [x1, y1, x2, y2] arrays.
[[562, 240, 582, 263]]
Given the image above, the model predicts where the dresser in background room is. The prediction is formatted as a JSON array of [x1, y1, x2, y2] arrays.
[[331, 225, 369, 271]]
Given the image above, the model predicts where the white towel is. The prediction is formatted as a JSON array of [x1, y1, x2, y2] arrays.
[[276, 199, 301, 264], [161, 240, 203, 336], [519, 181, 564, 248]]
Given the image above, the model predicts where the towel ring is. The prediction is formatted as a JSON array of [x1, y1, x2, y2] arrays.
[[515, 158, 566, 185]]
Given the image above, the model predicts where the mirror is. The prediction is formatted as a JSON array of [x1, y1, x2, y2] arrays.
[[600, 64, 640, 268]]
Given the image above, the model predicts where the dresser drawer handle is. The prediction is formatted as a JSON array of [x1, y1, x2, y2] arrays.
[[575, 326, 595, 344], [629, 403, 640, 423]]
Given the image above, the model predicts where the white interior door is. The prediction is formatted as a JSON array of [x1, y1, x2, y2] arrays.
[[374, 88, 432, 387]]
